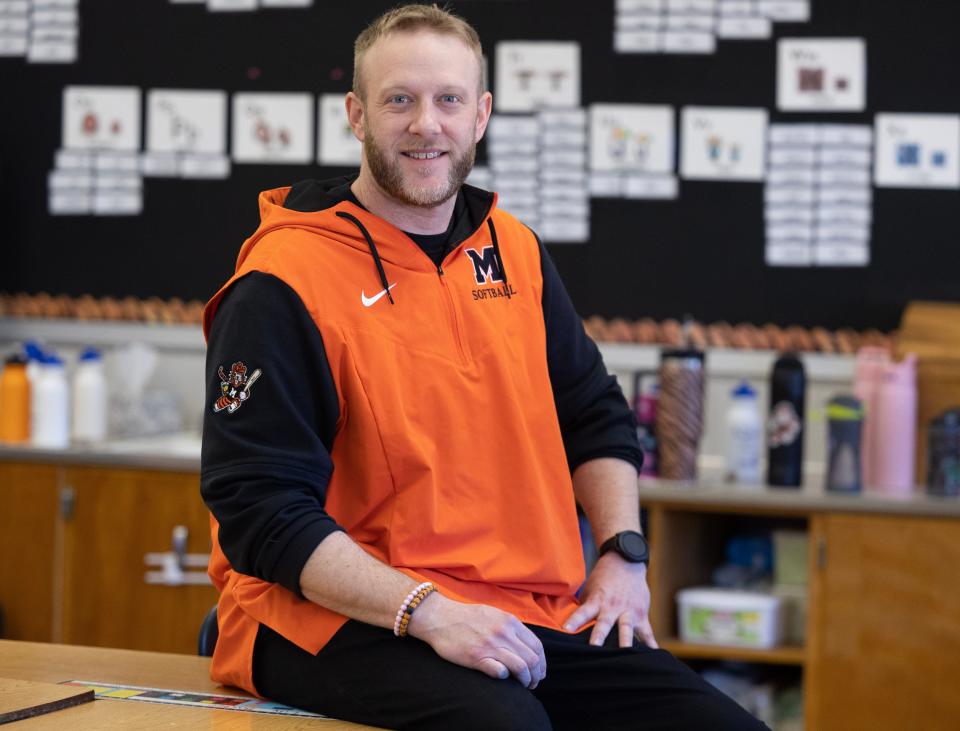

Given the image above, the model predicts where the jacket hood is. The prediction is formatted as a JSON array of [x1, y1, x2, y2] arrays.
[[234, 176, 498, 276]]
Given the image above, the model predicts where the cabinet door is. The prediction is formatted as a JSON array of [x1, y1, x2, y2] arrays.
[[0, 462, 60, 641], [60, 467, 218, 653], [809, 513, 960, 731]]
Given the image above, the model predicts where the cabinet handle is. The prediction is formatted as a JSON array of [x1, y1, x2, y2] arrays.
[[59, 486, 76, 520], [817, 535, 827, 569]]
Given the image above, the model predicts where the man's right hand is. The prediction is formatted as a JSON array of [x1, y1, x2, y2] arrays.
[[407, 592, 546, 690]]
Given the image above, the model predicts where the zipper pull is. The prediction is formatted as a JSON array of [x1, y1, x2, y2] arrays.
[[437, 265, 445, 277]]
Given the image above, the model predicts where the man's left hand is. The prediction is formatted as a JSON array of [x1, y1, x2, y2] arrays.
[[562, 552, 658, 649]]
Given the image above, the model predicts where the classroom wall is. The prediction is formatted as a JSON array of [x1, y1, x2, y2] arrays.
[[2, 0, 958, 331]]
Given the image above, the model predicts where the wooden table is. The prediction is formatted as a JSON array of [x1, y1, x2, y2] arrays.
[[0, 640, 382, 729]]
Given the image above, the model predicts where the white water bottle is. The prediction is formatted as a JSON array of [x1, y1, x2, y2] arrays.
[[31, 354, 70, 449], [726, 382, 762, 485], [72, 347, 108, 443]]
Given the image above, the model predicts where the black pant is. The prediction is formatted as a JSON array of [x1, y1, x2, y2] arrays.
[[253, 620, 768, 730]]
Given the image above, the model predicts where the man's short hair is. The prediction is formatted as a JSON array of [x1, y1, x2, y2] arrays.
[[353, 3, 485, 100]]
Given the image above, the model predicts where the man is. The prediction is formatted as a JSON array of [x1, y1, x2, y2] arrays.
[[202, 5, 765, 729]]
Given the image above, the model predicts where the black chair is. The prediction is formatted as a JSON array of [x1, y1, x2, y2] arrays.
[[198, 605, 219, 657]]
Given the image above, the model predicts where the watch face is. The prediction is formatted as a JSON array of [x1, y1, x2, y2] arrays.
[[620, 532, 648, 561]]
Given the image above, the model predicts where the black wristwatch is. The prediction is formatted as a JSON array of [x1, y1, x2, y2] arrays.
[[598, 531, 649, 564]]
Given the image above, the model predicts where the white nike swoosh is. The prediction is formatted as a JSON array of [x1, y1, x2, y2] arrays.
[[361, 282, 397, 307]]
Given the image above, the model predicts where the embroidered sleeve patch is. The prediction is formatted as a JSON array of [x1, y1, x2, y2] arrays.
[[214, 361, 262, 414]]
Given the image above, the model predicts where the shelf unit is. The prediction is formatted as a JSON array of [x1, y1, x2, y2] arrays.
[[638, 482, 960, 731]]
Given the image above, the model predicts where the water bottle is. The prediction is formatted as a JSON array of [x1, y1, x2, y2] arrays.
[[633, 371, 659, 478], [658, 348, 705, 481], [0, 354, 31, 443], [72, 347, 108, 443], [853, 347, 890, 490], [872, 354, 917, 495], [826, 395, 864, 493], [928, 408, 960, 497], [767, 353, 806, 487], [726, 382, 762, 485], [31, 353, 70, 449]]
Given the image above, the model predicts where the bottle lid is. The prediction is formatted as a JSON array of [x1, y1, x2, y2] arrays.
[[79, 347, 102, 362], [24, 341, 45, 362], [731, 381, 756, 399], [42, 353, 65, 367], [5, 353, 27, 366], [827, 395, 864, 421]]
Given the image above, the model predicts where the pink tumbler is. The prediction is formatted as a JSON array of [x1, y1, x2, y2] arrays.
[[853, 347, 891, 490], [871, 353, 918, 495]]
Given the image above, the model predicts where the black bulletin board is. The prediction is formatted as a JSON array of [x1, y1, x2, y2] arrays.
[[2, 0, 958, 331]]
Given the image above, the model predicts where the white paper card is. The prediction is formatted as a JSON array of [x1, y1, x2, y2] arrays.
[[874, 113, 960, 189], [49, 191, 91, 215], [54, 149, 93, 170], [589, 173, 625, 197], [539, 109, 588, 129], [0, 35, 28, 56], [617, 0, 664, 11], [180, 154, 231, 178], [487, 115, 540, 139], [541, 218, 590, 243], [208, 0, 257, 11], [27, 41, 77, 63], [0, 0, 31, 12], [141, 152, 180, 177], [540, 184, 588, 202], [758, 0, 809, 22], [147, 89, 227, 155], [95, 151, 140, 172], [95, 173, 142, 191], [590, 104, 674, 174], [681, 106, 767, 181], [93, 190, 143, 215], [317, 93, 361, 166], [232, 93, 313, 164], [495, 42, 580, 112], [661, 32, 715, 54], [777, 38, 866, 112], [0, 17, 28, 32], [614, 31, 660, 54], [466, 166, 492, 190], [814, 244, 869, 266], [63, 86, 141, 151], [717, 17, 771, 39], [766, 244, 812, 266], [624, 174, 678, 199], [48, 169, 92, 190]]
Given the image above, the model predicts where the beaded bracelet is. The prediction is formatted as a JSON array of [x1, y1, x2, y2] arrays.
[[393, 581, 436, 637], [397, 584, 436, 638]]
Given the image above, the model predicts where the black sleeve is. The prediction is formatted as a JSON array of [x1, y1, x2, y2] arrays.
[[201, 271, 344, 597], [535, 234, 644, 475]]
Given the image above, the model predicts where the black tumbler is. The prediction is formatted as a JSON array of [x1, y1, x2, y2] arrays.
[[767, 353, 806, 487]]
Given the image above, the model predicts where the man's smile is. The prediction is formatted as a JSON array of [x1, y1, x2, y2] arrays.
[[402, 150, 446, 160]]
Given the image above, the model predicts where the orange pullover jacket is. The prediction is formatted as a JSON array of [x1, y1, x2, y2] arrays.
[[201, 180, 641, 695]]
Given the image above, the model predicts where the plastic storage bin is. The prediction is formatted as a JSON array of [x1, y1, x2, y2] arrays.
[[677, 587, 785, 648]]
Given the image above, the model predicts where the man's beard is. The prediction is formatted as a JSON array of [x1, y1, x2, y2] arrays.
[[363, 127, 475, 208]]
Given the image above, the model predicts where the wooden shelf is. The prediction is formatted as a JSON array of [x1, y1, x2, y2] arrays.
[[659, 638, 806, 665]]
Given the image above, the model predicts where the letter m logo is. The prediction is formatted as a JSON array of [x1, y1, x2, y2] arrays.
[[464, 246, 503, 285]]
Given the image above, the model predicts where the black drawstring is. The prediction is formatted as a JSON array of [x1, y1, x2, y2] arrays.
[[336, 211, 395, 305], [486, 218, 510, 300]]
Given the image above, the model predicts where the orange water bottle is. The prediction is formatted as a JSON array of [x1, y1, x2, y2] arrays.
[[0, 354, 30, 443]]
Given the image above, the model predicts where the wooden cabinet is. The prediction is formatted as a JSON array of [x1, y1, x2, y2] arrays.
[[0, 462, 60, 642], [0, 461, 217, 654], [807, 514, 960, 731], [641, 492, 960, 731]]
